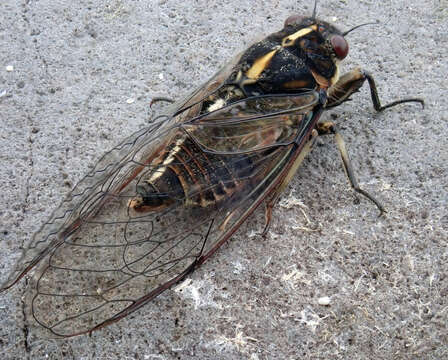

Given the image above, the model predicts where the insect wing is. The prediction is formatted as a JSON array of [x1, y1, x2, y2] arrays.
[[184, 91, 319, 154], [1, 52, 318, 338], [1, 49, 243, 294], [9, 131, 296, 337]]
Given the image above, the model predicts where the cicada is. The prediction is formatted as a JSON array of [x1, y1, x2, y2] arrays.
[[1, 5, 423, 338]]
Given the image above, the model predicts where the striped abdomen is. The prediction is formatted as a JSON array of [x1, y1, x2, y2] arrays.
[[129, 130, 262, 212]]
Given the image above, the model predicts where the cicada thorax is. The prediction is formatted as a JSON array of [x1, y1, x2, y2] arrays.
[[220, 17, 344, 98]]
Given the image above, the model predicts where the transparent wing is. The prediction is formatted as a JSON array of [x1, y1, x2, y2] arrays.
[[1, 57, 318, 338], [25, 140, 295, 337], [184, 91, 319, 154], [1, 51, 243, 294]]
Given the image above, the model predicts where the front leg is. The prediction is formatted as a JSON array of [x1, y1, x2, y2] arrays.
[[327, 68, 424, 111]]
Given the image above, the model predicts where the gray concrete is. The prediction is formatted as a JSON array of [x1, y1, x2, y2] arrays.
[[0, 0, 446, 358]]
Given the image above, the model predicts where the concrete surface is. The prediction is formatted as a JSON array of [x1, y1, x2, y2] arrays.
[[0, 0, 446, 359]]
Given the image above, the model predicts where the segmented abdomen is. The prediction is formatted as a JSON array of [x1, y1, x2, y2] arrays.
[[131, 130, 264, 212]]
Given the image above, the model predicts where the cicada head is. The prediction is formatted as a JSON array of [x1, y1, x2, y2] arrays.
[[279, 15, 349, 88], [283, 15, 349, 61]]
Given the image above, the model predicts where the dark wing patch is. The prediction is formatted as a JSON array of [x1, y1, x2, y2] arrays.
[[184, 91, 319, 154]]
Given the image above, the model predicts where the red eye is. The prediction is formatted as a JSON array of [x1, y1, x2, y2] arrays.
[[331, 35, 349, 60], [284, 14, 304, 27]]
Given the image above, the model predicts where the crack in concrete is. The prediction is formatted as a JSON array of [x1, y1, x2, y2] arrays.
[[20, 115, 36, 250], [21, 279, 31, 356], [20, 1, 53, 83], [13, 3, 41, 352]]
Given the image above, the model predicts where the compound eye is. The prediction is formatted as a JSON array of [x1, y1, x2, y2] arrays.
[[284, 14, 305, 27], [331, 35, 349, 60]]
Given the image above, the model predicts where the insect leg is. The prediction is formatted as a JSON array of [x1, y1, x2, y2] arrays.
[[219, 211, 236, 232], [261, 129, 319, 237], [317, 121, 385, 215], [260, 191, 278, 238], [326, 68, 424, 110], [150, 96, 175, 107]]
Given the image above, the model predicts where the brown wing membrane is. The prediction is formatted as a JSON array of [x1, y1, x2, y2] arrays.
[[5, 122, 296, 337], [0, 51, 244, 294], [32, 147, 298, 337], [1, 57, 319, 337], [183, 91, 319, 154]]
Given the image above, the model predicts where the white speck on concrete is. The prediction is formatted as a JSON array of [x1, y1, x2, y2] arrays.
[[318, 296, 331, 306]]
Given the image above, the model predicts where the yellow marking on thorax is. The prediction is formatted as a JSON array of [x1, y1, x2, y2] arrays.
[[330, 61, 340, 85], [281, 25, 317, 47], [246, 48, 279, 80], [246, 25, 320, 81]]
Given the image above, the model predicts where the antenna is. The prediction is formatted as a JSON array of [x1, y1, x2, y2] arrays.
[[312, 0, 318, 19], [343, 21, 378, 36]]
